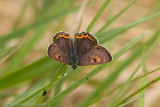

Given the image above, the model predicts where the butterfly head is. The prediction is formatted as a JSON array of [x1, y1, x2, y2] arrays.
[[72, 65, 77, 70]]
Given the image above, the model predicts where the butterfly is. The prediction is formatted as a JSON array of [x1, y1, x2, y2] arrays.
[[47, 31, 112, 70]]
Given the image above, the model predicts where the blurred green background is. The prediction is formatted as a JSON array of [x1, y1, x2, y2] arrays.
[[0, 0, 160, 107]]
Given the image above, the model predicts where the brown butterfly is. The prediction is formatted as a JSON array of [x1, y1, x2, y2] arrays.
[[47, 31, 112, 70]]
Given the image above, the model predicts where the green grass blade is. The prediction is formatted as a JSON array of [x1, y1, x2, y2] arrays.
[[119, 95, 143, 107], [131, 67, 160, 83], [52, 78, 65, 107], [0, 57, 60, 89], [5, 25, 49, 72], [109, 44, 155, 107], [12, 0, 30, 28], [96, 12, 160, 44], [85, 0, 111, 32], [138, 49, 148, 107], [45, 32, 146, 106], [10, 71, 52, 104], [13, 73, 68, 106], [117, 76, 160, 106], [41, 0, 56, 14], [115, 35, 160, 106], [113, 32, 147, 60], [0, 6, 79, 48], [96, 0, 136, 34], [34, 65, 67, 106]]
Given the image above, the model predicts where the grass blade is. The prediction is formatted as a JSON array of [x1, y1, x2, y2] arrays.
[[117, 76, 160, 106], [109, 44, 154, 107], [6, 25, 49, 72], [12, 0, 30, 28], [34, 65, 67, 106], [115, 35, 160, 106], [0, 57, 60, 89], [0, 6, 79, 48], [138, 50, 148, 107], [10, 71, 52, 104], [119, 96, 143, 107], [96, 12, 160, 44], [86, 0, 111, 32], [96, 0, 136, 34]]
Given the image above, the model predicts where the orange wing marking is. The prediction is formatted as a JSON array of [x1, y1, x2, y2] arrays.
[[56, 33, 70, 39], [52, 44, 57, 46], [76, 34, 94, 41], [94, 46, 101, 48]]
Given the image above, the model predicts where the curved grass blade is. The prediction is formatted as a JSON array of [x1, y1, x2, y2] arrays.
[[119, 95, 143, 107], [5, 25, 49, 72], [33, 65, 67, 106], [96, 0, 136, 34], [10, 71, 52, 104], [0, 57, 60, 90], [85, 0, 111, 32], [116, 76, 160, 106], [131, 67, 160, 82], [13, 70, 69, 107], [12, 0, 31, 28], [96, 12, 160, 44], [114, 35, 160, 106], [138, 50, 148, 107], [109, 43, 156, 107], [0, 6, 79, 48]]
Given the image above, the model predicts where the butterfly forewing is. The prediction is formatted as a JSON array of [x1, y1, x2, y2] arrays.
[[74, 32, 112, 66], [53, 32, 71, 54], [74, 32, 98, 58]]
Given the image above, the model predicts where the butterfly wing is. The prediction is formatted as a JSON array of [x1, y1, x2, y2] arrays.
[[74, 31, 112, 66], [53, 31, 71, 54], [78, 45, 112, 66], [47, 32, 72, 65], [74, 32, 98, 58]]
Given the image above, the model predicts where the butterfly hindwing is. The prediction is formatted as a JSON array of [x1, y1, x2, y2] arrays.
[[78, 45, 112, 66], [74, 32, 98, 58], [47, 43, 71, 65]]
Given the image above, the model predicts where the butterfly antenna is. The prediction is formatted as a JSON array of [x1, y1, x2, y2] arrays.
[[80, 71, 88, 80]]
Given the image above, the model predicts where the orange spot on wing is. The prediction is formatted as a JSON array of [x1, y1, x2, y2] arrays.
[[76, 34, 94, 41], [94, 46, 99, 48], [90, 57, 101, 63], [56, 33, 70, 39], [96, 57, 101, 62], [52, 44, 57, 46]]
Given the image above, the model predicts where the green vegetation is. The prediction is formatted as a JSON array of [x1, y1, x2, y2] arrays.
[[0, 0, 160, 107]]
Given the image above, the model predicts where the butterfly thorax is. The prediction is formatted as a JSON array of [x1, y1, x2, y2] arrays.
[[69, 40, 79, 69]]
